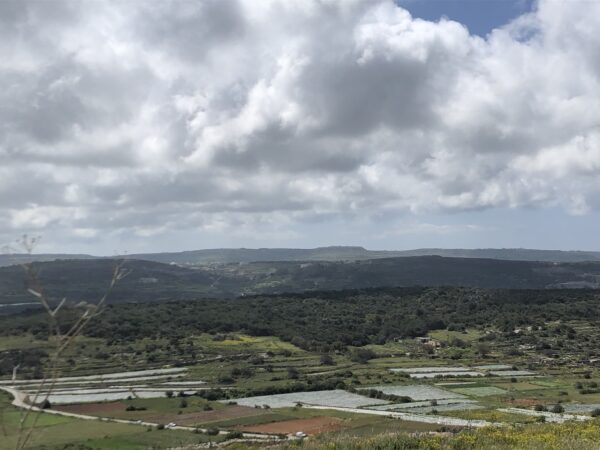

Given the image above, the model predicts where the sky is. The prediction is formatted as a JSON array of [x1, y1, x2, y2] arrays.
[[2, 0, 600, 255]]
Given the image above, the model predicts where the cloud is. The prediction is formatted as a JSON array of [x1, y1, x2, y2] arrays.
[[1, 0, 600, 251]]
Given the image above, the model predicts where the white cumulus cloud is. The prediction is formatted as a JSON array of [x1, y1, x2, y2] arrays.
[[1, 0, 600, 251]]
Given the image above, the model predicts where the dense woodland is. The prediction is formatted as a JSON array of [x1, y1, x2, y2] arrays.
[[2, 287, 600, 352], [2, 256, 600, 307]]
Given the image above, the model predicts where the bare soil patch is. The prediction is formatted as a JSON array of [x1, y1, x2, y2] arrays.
[[55, 401, 126, 414], [238, 416, 343, 435]]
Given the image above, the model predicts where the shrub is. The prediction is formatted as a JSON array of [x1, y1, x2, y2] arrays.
[[165, 390, 174, 398], [591, 408, 600, 417], [125, 405, 147, 412], [206, 428, 219, 436], [320, 354, 335, 365], [350, 348, 376, 363], [197, 388, 228, 400], [226, 430, 244, 440], [551, 404, 564, 414]]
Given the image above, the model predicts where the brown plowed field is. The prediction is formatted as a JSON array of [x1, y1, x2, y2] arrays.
[[55, 402, 126, 414], [238, 416, 343, 435], [145, 405, 266, 426], [55, 403, 266, 426]]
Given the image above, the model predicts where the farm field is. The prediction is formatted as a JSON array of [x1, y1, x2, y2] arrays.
[[238, 416, 343, 435], [3, 288, 600, 448], [0, 391, 227, 450], [3, 330, 600, 449]]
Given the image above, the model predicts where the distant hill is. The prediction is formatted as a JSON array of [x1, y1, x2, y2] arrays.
[[0, 253, 97, 268], [3, 246, 600, 268], [122, 247, 600, 264], [394, 248, 600, 263], [124, 246, 377, 264], [2, 255, 600, 310]]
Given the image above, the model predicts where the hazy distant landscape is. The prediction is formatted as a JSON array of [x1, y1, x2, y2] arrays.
[[4, 246, 600, 268], [3, 251, 600, 313]]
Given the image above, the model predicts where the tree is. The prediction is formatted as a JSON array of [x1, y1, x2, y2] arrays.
[[165, 390, 174, 398], [320, 354, 335, 365], [350, 348, 376, 363], [476, 342, 490, 357]]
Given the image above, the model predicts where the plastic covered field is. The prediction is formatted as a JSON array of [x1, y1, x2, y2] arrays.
[[228, 389, 389, 409], [362, 385, 465, 401], [390, 366, 472, 373], [489, 370, 536, 377]]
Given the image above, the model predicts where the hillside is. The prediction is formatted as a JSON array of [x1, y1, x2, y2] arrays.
[[2, 256, 600, 309], [4, 246, 600, 268], [125, 247, 600, 264]]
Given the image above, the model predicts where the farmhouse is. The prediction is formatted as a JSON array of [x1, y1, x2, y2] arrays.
[[414, 336, 441, 348]]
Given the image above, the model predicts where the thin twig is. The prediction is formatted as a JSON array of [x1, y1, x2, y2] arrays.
[[12, 236, 128, 450]]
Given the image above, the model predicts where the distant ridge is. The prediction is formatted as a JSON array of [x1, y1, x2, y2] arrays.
[[2, 255, 600, 308], [0, 253, 96, 268], [2, 246, 600, 267]]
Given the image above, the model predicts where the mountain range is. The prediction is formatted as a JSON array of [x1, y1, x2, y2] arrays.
[[2, 255, 600, 312], [3, 246, 600, 267]]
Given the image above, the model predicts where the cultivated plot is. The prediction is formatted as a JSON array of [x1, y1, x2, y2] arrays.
[[228, 390, 388, 409], [450, 386, 508, 397], [362, 385, 465, 401]]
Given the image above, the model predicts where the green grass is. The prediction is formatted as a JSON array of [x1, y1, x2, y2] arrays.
[[0, 335, 53, 352], [428, 328, 483, 343], [5, 420, 147, 450], [451, 386, 508, 397], [77, 397, 226, 421], [37, 428, 223, 450], [0, 391, 223, 450], [193, 333, 303, 353], [324, 416, 452, 437], [0, 407, 224, 450]]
